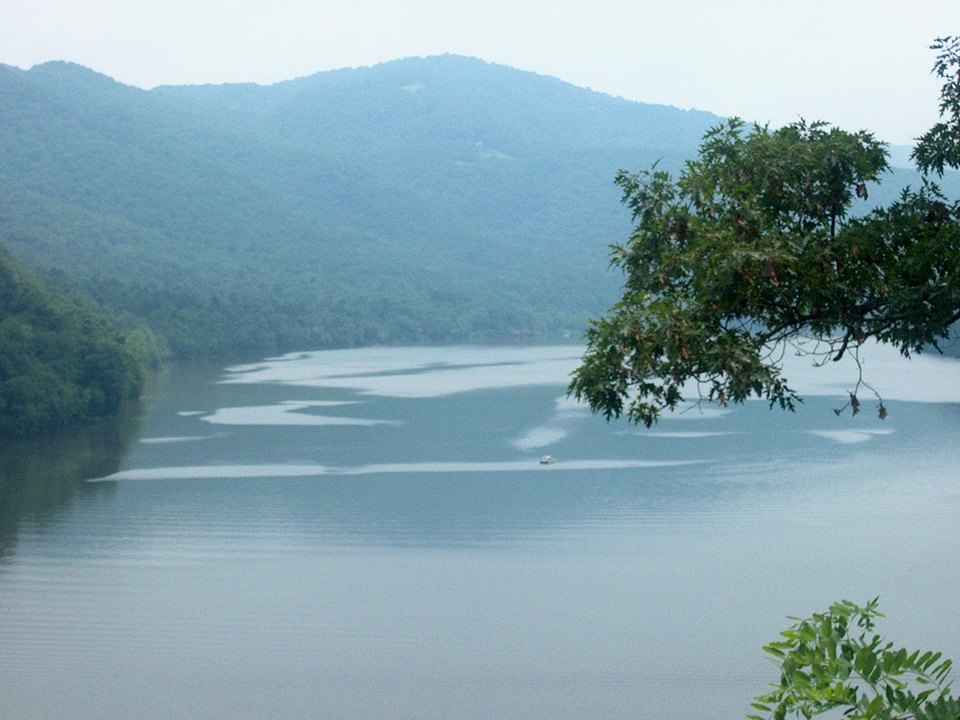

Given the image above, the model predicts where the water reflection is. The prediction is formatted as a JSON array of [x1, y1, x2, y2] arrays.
[[0, 407, 141, 561]]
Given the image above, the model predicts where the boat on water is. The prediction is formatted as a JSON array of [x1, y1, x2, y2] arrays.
[[539, 455, 556, 465]]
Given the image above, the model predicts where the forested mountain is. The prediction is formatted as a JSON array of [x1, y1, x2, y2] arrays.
[[0, 242, 155, 436], [0, 55, 954, 359], [0, 55, 722, 357]]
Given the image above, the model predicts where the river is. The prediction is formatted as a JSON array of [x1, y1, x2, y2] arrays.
[[1, 344, 958, 719]]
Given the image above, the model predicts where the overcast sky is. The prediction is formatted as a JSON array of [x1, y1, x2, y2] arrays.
[[3, 1, 958, 144]]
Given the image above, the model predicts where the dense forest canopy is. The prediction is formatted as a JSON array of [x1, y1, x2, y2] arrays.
[[0, 242, 157, 436]]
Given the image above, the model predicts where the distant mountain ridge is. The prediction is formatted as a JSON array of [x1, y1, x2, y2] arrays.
[[153, 55, 719, 152], [1, 55, 947, 358], [0, 54, 726, 356]]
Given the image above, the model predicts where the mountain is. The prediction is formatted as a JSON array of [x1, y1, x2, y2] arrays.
[[0, 55, 724, 358], [2, 55, 950, 359]]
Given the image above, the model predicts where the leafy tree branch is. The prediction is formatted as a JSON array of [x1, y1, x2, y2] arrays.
[[570, 39, 960, 425], [751, 600, 958, 720]]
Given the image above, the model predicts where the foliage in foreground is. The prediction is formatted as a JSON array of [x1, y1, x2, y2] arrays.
[[752, 600, 959, 720], [570, 37, 960, 425]]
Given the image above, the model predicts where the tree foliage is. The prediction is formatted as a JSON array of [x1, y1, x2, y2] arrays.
[[0, 241, 155, 437], [569, 38, 960, 426], [914, 37, 960, 177], [751, 600, 959, 720]]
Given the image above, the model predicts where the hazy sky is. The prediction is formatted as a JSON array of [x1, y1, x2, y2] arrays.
[[3, 0, 958, 144]]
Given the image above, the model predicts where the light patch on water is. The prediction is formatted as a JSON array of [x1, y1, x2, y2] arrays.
[[625, 342, 960, 409], [552, 394, 588, 414], [763, 341, 960, 403], [220, 345, 585, 398], [140, 436, 219, 444], [630, 431, 743, 439], [219, 342, 959, 412], [177, 411, 206, 417], [807, 429, 896, 444], [198, 401, 394, 427], [513, 394, 589, 449], [88, 458, 709, 482], [513, 427, 567, 450]]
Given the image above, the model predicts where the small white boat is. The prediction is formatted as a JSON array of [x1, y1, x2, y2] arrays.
[[539, 455, 556, 465]]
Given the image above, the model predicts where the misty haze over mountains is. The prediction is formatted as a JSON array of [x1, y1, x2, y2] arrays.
[[0, 54, 950, 358]]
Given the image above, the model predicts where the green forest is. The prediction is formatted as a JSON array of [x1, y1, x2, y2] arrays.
[[0, 242, 160, 436], [1, 56, 715, 359]]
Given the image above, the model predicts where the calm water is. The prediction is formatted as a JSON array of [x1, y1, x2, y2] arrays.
[[1, 345, 959, 719]]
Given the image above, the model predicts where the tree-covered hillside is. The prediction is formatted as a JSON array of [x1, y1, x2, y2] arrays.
[[1, 55, 953, 359], [0, 56, 722, 358], [0, 241, 156, 436]]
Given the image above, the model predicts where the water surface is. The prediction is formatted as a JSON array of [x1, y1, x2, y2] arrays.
[[1, 345, 958, 719]]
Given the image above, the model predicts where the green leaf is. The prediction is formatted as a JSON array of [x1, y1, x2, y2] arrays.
[[750, 600, 958, 720]]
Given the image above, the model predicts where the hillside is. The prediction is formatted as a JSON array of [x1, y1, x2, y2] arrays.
[[1, 55, 952, 359], [0, 241, 154, 436], [0, 55, 721, 357]]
